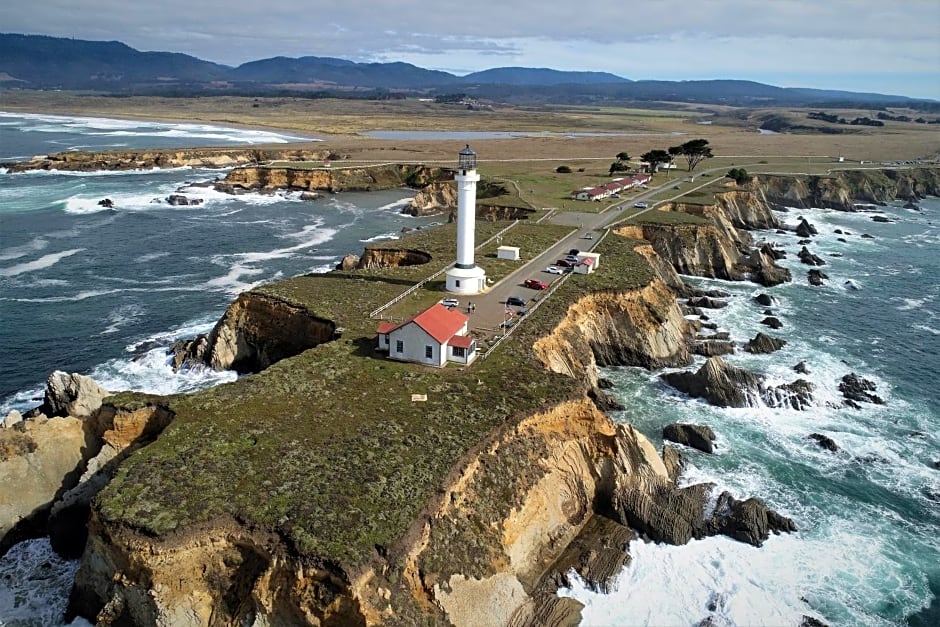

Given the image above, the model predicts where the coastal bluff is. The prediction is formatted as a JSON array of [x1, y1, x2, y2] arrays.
[[8, 166, 926, 624]]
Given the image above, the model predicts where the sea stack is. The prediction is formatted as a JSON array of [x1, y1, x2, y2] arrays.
[[445, 145, 487, 294]]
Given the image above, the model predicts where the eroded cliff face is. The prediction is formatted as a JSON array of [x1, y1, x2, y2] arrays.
[[355, 248, 432, 270], [1, 148, 332, 173], [215, 164, 444, 195], [533, 277, 694, 388], [616, 222, 746, 281], [404, 181, 458, 217], [755, 168, 940, 211], [173, 292, 337, 373]]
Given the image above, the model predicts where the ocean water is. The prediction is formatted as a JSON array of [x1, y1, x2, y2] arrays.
[[1, 113, 937, 625], [561, 200, 940, 625]]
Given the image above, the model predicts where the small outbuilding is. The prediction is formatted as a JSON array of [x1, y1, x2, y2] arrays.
[[376, 303, 478, 367], [573, 252, 600, 274], [497, 245, 520, 261]]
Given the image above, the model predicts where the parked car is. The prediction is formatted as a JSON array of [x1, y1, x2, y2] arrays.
[[634, 201, 648, 209], [506, 296, 526, 307], [441, 298, 459, 308], [568, 249, 580, 256], [565, 255, 579, 264], [544, 265, 564, 274], [582, 233, 593, 240], [555, 259, 574, 268], [523, 279, 548, 290]]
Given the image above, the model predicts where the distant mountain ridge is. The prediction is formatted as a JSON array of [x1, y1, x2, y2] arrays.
[[0, 33, 932, 107]]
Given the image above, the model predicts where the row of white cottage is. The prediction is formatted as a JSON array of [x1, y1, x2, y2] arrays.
[[376, 303, 478, 367], [571, 173, 652, 202]]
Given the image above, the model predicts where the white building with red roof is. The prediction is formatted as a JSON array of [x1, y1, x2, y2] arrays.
[[376, 303, 478, 367]]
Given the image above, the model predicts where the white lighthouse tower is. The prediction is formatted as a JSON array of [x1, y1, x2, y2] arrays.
[[445, 145, 487, 294]]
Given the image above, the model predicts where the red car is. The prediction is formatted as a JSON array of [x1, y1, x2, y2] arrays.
[[555, 259, 574, 268], [523, 278, 548, 290]]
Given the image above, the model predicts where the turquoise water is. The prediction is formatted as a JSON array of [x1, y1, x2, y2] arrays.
[[562, 200, 940, 625], [1, 113, 937, 625]]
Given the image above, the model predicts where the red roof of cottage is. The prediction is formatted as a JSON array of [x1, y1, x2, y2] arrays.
[[449, 334, 474, 349], [377, 303, 468, 344]]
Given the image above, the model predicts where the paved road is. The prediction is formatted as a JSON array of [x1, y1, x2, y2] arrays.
[[461, 172, 730, 340]]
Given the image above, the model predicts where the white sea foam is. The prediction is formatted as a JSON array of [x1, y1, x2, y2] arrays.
[[376, 197, 414, 212], [1, 111, 316, 145], [0, 538, 91, 627], [0, 248, 84, 277], [0, 237, 48, 261], [87, 347, 237, 397], [360, 232, 401, 243]]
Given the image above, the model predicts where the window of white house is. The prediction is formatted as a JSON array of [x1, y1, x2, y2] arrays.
[[425, 345, 433, 359], [396, 340, 403, 353], [452, 346, 465, 358]]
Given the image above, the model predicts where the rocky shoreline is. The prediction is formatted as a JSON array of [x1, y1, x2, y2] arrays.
[[1, 164, 935, 625]]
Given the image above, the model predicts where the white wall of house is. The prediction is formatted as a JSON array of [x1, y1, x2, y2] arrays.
[[388, 323, 446, 367], [378, 333, 389, 350]]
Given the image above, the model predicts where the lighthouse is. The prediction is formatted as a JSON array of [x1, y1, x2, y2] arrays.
[[445, 145, 487, 294]]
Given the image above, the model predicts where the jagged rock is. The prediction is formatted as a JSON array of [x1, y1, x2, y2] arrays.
[[807, 269, 829, 286], [743, 249, 792, 287], [795, 218, 818, 237], [834, 229, 844, 235], [839, 373, 884, 406], [612, 480, 713, 545], [690, 288, 732, 299], [932, 460, 940, 470], [871, 215, 891, 223], [40, 371, 108, 418], [97, 198, 114, 208], [754, 293, 775, 307], [844, 280, 859, 290], [745, 332, 787, 354], [707, 491, 796, 547], [597, 377, 614, 390], [759, 243, 786, 260], [335, 253, 360, 271], [798, 246, 826, 266], [2, 410, 22, 429], [662, 446, 684, 483], [861, 233, 875, 239], [797, 238, 812, 245], [663, 423, 716, 454], [299, 191, 321, 201], [764, 379, 815, 410], [687, 296, 728, 309], [692, 341, 735, 357], [904, 200, 921, 211], [761, 316, 783, 329], [801, 615, 829, 627], [683, 305, 704, 317], [588, 387, 624, 412], [661, 357, 763, 408], [508, 594, 584, 627], [165, 194, 203, 206], [794, 361, 810, 374], [531, 514, 634, 597], [809, 433, 839, 452], [764, 308, 774, 315], [699, 331, 730, 341]]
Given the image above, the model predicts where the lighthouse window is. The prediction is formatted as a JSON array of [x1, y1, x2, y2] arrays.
[[455, 280, 461, 287], [425, 345, 433, 359]]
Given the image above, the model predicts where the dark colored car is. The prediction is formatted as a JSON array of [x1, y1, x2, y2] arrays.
[[568, 249, 580, 256], [556, 259, 574, 268], [506, 296, 526, 307], [523, 278, 548, 290]]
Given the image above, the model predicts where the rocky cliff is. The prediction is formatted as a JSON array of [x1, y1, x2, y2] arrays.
[[214, 163, 446, 195], [0, 147, 333, 173], [755, 167, 940, 211], [172, 292, 337, 373]]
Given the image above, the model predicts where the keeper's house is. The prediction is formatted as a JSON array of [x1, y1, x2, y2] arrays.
[[376, 303, 478, 367]]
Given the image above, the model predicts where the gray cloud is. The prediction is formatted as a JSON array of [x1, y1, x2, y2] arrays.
[[1, 0, 937, 97]]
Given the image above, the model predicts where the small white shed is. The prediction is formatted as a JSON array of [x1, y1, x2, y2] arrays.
[[497, 245, 520, 261]]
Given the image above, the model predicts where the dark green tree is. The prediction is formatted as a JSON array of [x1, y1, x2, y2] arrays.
[[726, 168, 750, 185], [609, 161, 630, 176], [616, 151, 631, 162], [641, 149, 671, 172], [669, 139, 713, 172], [555, 165, 572, 173]]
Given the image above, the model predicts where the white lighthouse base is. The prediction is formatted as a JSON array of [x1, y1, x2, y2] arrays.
[[445, 265, 487, 295]]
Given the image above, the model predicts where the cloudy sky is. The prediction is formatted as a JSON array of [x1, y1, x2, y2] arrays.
[[3, 0, 938, 99]]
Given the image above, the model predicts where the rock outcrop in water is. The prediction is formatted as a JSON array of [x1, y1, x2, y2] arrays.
[[661, 357, 814, 410]]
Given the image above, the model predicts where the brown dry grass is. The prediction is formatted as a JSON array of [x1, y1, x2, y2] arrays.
[[3, 92, 937, 165]]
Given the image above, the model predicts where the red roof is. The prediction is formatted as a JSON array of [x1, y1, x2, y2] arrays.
[[449, 335, 474, 349], [378, 303, 468, 344], [580, 257, 595, 266]]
